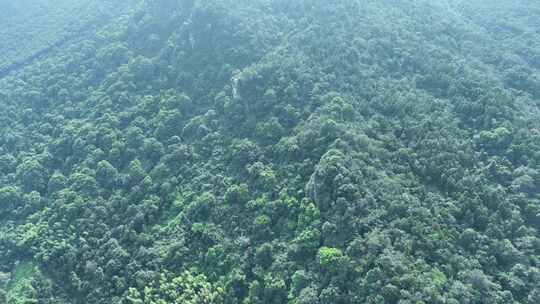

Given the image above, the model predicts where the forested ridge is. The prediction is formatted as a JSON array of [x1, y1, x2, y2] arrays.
[[0, 0, 539, 303], [0, 0, 137, 76]]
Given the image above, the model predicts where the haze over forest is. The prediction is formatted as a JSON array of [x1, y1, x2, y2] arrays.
[[0, 0, 540, 303]]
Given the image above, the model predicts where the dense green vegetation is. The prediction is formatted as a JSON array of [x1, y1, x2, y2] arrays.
[[1, 0, 539, 303], [0, 0, 136, 75]]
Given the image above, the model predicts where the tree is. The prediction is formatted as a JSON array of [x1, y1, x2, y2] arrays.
[[318, 247, 343, 272], [224, 184, 249, 205], [16, 159, 47, 193], [69, 171, 98, 196], [127, 159, 147, 186], [0, 186, 22, 216], [0, 154, 15, 174], [96, 160, 118, 189], [126, 270, 224, 304], [47, 171, 67, 194]]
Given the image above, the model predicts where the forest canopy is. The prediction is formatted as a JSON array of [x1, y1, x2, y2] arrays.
[[0, 0, 539, 303]]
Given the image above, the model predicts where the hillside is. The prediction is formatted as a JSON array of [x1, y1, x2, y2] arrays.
[[0, 0, 539, 303], [0, 0, 137, 76]]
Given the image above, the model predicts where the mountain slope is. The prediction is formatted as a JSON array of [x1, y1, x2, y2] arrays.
[[0, 0, 539, 303]]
